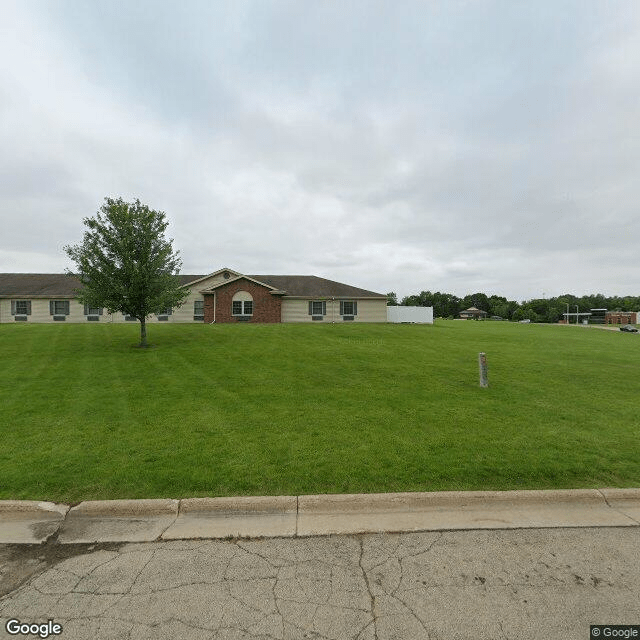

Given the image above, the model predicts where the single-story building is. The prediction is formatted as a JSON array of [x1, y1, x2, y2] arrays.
[[459, 306, 488, 320], [605, 311, 637, 325], [0, 268, 388, 324]]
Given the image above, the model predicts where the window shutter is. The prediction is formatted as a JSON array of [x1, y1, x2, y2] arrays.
[[84, 304, 89, 315], [64, 301, 70, 315], [49, 301, 54, 315], [26, 301, 32, 315], [11, 300, 16, 315], [322, 301, 326, 315], [308, 301, 313, 315], [99, 307, 103, 316], [339, 301, 344, 315], [353, 301, 358, 315]]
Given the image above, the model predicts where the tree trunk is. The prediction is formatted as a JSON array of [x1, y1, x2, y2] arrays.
[[139, 318, 147, 347]]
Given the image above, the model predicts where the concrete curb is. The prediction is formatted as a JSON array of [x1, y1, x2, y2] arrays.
[[0, 501, 69, 544], [164, 496, 298, 539], [58, 499, 179, 544], [297, 489, 639, 536], [1, 489, 639, 544]]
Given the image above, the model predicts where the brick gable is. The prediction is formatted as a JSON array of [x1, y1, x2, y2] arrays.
[[204, 277, 282, 323]]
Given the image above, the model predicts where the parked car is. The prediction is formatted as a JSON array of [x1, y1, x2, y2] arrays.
[[619, 324, 638, 333]]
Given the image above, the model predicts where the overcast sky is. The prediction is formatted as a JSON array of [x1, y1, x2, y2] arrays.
[[1, 1, 639, 301]]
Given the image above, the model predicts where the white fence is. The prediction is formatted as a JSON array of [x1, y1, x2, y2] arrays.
[[387, 306, 434, 324]]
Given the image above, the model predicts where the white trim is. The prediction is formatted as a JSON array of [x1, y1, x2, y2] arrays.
[[232, 300, 253, 316], [182, 268, 242, 288], [200, 274, 279, 293]]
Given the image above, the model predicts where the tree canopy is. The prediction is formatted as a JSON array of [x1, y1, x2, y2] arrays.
[[64, 197, 188, 346], [398, 288, 640, 322]]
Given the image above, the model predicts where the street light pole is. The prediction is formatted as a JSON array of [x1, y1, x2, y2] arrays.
[[575, 305, 579, 325]]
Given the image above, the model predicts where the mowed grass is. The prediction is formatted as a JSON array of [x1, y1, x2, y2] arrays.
[[1, 321, 639, 502]]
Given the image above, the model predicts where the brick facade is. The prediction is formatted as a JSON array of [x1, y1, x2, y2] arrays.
[[605, 311, 637, 325], [203, 278, 282, 323]]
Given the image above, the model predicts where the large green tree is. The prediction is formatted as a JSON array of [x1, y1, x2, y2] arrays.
[[65, 197, 188, 347]]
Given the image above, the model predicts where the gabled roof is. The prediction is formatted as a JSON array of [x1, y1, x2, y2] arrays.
[[199, 274, 281, 293], [0, 273, 81, 297], [0, 272, 386, 299], [180, 268, 238, 287], [0, 273, 208, 297], [246, 275, 385, 298]]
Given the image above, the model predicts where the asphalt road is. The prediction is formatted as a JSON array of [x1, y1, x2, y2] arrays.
[[1, 527, 639, 639]]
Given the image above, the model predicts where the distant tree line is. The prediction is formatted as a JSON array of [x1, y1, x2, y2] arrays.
[[385, 291, 640, 323]]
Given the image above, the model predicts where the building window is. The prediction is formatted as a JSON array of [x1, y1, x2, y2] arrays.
[[340, 301, 357, 316], [232, 300, 253, 315], [124, 314, 137, 321], [232, 291, 253, 317], [308, 301, 327, 317], [49, 300, 70, 316], [156, 307, 172, 321], [84, 304, 103, 320], [194, 300, 204, 321], [11, 300, 31, 316]]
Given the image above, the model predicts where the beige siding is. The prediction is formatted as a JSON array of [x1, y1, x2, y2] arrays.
[[0, 272, 230, 323], [0, 299, 10, 323], [170, 287, 205, 323], [281, 299, 319, 323], [0, 295, 205, 324], [355, 299, 388, 322], [1, 298, 89, 323], [187, 272, 237, 290], [281, 298, 387, 323]]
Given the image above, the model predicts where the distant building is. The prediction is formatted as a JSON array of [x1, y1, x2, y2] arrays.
[[0, 268, 388, 324], [459, 307, 487, 320], [605, 311, 637, 325]]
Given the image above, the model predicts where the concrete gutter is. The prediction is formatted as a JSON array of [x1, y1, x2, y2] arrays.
[[0, 489, 638, 544], [297, 489, 640, 535], [0, 501, 69, 544], [57, 499, 179, 543], [163, 496, 297, 540]]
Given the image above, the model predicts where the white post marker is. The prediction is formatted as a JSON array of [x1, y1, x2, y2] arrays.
[[479, 352, 488, 388]]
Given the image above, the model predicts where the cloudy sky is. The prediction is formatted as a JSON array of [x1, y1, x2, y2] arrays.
[[1, 1, 639, 301]]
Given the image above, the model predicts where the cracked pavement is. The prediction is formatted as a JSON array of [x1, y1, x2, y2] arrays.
[[1, 527, 639, 639]]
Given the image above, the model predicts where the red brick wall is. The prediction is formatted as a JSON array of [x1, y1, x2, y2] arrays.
[[606, 312, 637, 325], [203, 294, 216, 323], [205, 278, 281, 323]]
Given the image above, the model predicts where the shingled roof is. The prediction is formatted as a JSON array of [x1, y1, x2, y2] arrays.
[[246, 275, 385, 298], [0, 273, 385, 298]]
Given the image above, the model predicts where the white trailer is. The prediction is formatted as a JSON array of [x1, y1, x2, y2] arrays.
[[387, 306, 434, 324]]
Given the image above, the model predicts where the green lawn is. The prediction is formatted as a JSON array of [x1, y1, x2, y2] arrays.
[[1, 321, 639, 502]]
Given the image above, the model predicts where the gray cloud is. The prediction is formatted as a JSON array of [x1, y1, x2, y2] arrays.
[[1, 1, 639, 301]]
